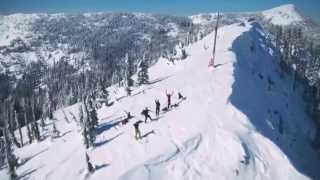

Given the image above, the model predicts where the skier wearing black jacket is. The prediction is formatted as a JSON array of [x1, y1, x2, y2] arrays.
[[166, 91, 173, 109], [155, 99, 160, 117], [141, 107, 152, 123], [133, 121, 143, 140]]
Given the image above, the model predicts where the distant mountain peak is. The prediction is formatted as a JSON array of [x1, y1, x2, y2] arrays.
[[275, 4, 296, 10], [262, 4, 303, 26]]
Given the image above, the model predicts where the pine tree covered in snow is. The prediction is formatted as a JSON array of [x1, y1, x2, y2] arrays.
[[126, 54, 135, 87], [79, 103, 89, 149], [22, 98, 33, 144], [96, 80, 109, 106], [30, 97, 41, 141], [85, 152, 94, 173], [3, 130, 18, 180], [79, 96, 96, 148], [49, 108, 60, 139], [6, 100, 21, 148], [85, 102, 96, 148], [14, 110, 23, 147], [181, 49, 187, 60], [138, 60, 149, 85], [87, 97, 99, 127], [1, 102, 18, 180]]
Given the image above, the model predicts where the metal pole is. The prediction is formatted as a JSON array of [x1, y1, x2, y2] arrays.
[[211, 12, 220, 67]]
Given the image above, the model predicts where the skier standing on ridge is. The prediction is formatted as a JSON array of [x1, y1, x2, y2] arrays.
[[155, 99, 160, 117], [133, 121, 143, 140], [178, 92, 186, 100], [141, 107, 152, 123], [166, 90, 173, 109], [177, 92, 187, 101], [122, 111, 133, 125], [124, 111, 133, 119]]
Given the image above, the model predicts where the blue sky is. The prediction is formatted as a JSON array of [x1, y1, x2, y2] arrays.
[[1, 0, 320, 23]]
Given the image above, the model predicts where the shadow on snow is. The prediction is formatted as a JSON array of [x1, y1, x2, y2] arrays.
[[95, 132, 124, 147], [141, 130, 155, 139], [148, 76, 171, 85], [96, 117, 123, 135], [229, 22, 320, 179]]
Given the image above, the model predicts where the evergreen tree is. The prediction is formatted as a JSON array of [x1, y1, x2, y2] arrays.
[[6, 101, 20, 148], [137, 60, 149, 85], [30, 97, 40, 141], [80, 96, 96, 148], [79, 103, 89, 148], [85, 152, 94, 173], [126, 54, 134, 87], [84, 99, 96, 147], [87, 97, 98, 127], [181, 49, 187, 60], [22, 98, 32, 144], [49, 104, 60, 139], [97, 79, 109, 105], [2, 104, 18, 180], [14, 110, 23, 147]]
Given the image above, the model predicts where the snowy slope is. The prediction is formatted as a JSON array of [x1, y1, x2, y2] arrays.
[[262, 4, 303, 26], [1, 21, 319, 180]]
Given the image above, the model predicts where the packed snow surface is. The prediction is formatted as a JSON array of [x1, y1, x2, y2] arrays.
[[1, 21, 319, 180]]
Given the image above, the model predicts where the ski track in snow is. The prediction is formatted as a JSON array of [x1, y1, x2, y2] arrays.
[[2, 21, 320, 180], [119, 134, 203, 180]]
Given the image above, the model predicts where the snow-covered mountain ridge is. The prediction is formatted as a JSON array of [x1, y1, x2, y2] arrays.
[[1, 19, 319, 180], [190, 4, 317, 28], [190, 4, 320, 45], [0, 4, 320, 180], [1, 4, 318, 84], [262, 4, 303, 26]]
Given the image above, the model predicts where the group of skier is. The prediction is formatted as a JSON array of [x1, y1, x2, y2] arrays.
[[132, 90, 186, 140]]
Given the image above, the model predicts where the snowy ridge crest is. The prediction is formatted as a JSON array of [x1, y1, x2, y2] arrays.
[[262, 4, 303, 25], [189, 4, 306, 26]]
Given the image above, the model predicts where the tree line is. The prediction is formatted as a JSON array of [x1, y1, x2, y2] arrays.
[[0, 12, 208, 178], [266, 23, 320, 149]]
